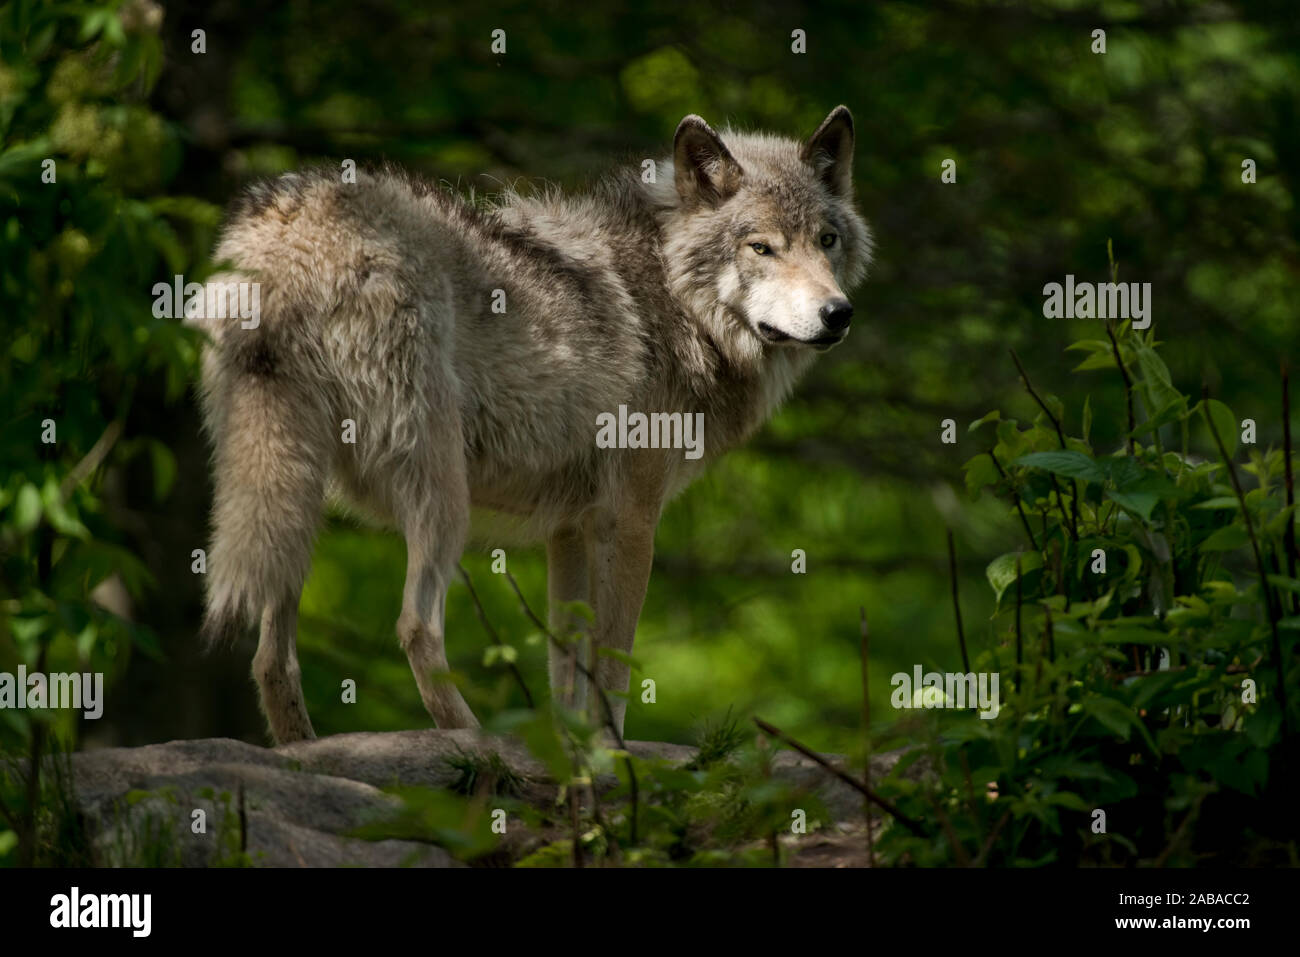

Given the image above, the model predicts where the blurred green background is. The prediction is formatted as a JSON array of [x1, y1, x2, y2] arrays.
[[3, 0, 1297, 756]]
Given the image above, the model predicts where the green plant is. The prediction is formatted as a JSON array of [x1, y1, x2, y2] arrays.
[[445, 747, 529, 799], [868, 260, 1298, 865], [0, 0, 218, 863]]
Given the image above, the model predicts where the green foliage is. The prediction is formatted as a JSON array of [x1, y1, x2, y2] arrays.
[[4, 0, 1299, 867], [869, 309, 1299, 866], [351, 785, 509, 863], [445, 748, 528, 799], [684, 706, 747, 770], [0, 0, 218, 864], [0, 741, 92, 867], [0, 0, 216, 744]]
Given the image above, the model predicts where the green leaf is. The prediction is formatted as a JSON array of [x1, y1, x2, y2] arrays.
[[1264, 504, 1298, 538], [1129, 396, 1186, 438], [483, 645, 519, 666], [1082, 697, 1134, 739], [1015, 451, 1105, 482], [594, 646, 639, 669], [1102, 627, 1167, 645], [41, 479, 89, 539], [1073, 351, 1121, 372], [995, 419, 1026, 461], [1192, 497, 1243, 510], [1244, 709, 1282, 749], [518, 713, 575, 783], [1201, 526, 1248, 552], [1120, 545, 1143, 583], [1266, 574, 1300, 595], [1201, 399, 1238, 459], [986, 551, 1043, 604], [1130, 340, 1182, 414], [13, 483, 42, 532], [1064, 339, 1113, 354], [968, 411, 1000, 433], [964, 453, 1000, 499], [149, 441, 177, 501], [558, 599, 595, 624], [1044, 791, 1091, 812], [1105, 488, 1158, 521], [1082, 697, 1158, 754], [1104, 456, 1145, 489], [1042, 394, 1065, 427]]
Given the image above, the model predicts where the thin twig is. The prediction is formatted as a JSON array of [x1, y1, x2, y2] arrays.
[[457, 566, 535, 708], [859, 607, 874, 866], [754, 735, 781, 867], [1113, 660, 1254, 680], [1014, 554, 1024, 692], [989, 448, 1039, 551], [1034, 607, 1046, 694], [502, 573, 620, 744], [1047, 474, 1078, 544], [1010, 348, 1080, 540], [1201, 390, 1290, 736], [238, 780, 247, 855], [502, 571, 639, 844], [928, 795, 971, 866], [752, 717, 927, 838], [1045, 604, 1056, 666], [947, 530, 971, 673], [1283, 363, 1298, 615], [587, 777, 619, 866], [972, 809, 1012, 867], [59, 419, 124, 500], [1104, 243, 1138, 456], [0, 792, 19, 831], [1105, 322, 1137, 455], [19, 533, 53, 867], [570, 786, 583, 868], [1010, 349, 1066, 443], [958, 750, 985, 841], [1152, 792, 1205, 868]]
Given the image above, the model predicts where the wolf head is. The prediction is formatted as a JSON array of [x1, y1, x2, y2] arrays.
[[653, 106, 873, 365]]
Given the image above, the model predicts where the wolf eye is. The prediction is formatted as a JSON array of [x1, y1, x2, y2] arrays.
[[750, 242, 772, 255], [820, 233, 838, 248]]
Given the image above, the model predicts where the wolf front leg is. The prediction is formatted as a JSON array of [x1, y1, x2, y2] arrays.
[[587, 502, 659, 740], [547, 525, 590, 713]]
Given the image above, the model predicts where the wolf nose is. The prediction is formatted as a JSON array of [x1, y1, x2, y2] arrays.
[[819, 299, 854, 332]]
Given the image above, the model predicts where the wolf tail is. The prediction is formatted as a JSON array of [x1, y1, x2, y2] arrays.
[[196, 306, 333, 646]]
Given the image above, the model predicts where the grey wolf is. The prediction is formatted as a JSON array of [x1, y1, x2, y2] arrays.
[[191, 106, 873, 744]]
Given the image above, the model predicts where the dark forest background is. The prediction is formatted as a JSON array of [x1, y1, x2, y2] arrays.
[[3, 0, 1297, 760]]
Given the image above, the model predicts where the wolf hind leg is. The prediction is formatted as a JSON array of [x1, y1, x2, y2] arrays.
[[201, 373, 333, 745], [395, 455, 478, 729], [254, 598, 316, 743]]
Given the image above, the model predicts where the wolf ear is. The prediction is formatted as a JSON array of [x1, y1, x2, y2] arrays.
[[673, 115, 743, 207], [801, 105, 855, 198]]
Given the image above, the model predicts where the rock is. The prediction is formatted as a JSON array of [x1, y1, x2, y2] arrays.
[[61, 731, 909, 867]]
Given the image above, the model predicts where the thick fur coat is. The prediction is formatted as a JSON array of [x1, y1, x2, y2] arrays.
[[192, 107, 872, 743]]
